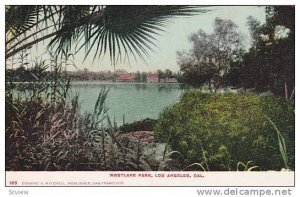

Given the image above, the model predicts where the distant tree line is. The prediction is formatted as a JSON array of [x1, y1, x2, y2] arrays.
[[69, 69, 116, 81], [134, 71, 147, 82], [6, 66, 180, 83], [6, 65, 50, 82]]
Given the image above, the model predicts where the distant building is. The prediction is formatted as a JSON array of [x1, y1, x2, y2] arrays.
[[146, 73, 159, 83], [159, 78, 166, 83], [114, 69, 128, 76], [116, 74, 136, 82]]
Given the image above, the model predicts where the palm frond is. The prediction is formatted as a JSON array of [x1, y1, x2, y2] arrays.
[[6, 6, 39, 35], [6, 5, 209, 64], [78, 6, 207, 64]]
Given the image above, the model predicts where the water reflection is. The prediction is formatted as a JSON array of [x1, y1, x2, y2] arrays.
[[134, 83, 147, 90]]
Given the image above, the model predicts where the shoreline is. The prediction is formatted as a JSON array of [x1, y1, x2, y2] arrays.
[[7, 81, 182, 85]]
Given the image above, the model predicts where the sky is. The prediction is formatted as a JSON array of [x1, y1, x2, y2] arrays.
[[29, 6, 267, 73]]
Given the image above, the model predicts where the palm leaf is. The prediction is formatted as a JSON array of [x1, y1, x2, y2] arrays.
[[78, 6, 207, 64], [265, 115, 289, 169], [6, 6, 39, 35], [6, 5, 209, 64]]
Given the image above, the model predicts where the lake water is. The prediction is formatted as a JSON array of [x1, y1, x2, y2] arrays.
[[70, 82, 184, 125]]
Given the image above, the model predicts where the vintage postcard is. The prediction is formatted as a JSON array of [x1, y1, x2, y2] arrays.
[[5, 5, 295, 187]]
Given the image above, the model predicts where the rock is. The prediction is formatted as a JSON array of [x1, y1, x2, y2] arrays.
[[117, 131, 168, 160]]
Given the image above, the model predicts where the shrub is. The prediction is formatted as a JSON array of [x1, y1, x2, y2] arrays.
[[154, 91, 294, 171], [119, 118, 157, 133], [5, 95, 83, 170]]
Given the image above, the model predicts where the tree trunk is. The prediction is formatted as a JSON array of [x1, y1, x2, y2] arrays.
[[289, 87, 295, 100], [285, 80, 289, 100], [208, 81, 213, 93]]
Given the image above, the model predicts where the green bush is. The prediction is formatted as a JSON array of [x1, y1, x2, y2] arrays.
[[154, 91, 294, 171]]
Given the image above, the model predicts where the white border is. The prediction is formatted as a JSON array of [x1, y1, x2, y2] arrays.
[[1, 1, 298, 197], [5, 171, 295, 187], [2, 0, 297, 6]]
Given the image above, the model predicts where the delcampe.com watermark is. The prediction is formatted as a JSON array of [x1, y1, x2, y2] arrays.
[[196, 187, 293, 197]]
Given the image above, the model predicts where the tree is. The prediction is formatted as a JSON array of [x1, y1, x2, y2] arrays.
[[135, 71, 141, 82], [165, 69, 172, 78], [157, 69, 165, 81], [177, 17, 242, 91], [229, 6, 295, 98], [141, 72, 147, 82], [6, 6, 206, 64]]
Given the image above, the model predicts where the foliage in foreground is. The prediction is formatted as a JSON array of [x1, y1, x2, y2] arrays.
[[154, 92, 295, 171], [5, 90, 201, 171], [6, 6, 205, 62]]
